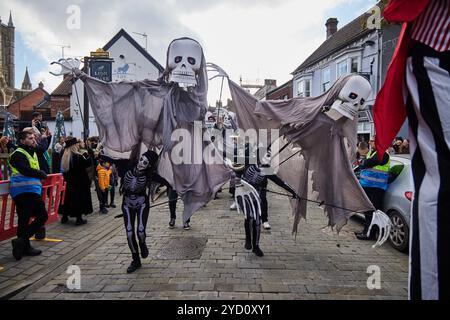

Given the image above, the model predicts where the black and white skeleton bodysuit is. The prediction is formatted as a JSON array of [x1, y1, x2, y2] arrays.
[[237, 163, 298, 256], [120, 150, 171, 266]]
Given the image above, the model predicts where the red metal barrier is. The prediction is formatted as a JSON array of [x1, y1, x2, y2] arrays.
[[0, 174, 66, 242]]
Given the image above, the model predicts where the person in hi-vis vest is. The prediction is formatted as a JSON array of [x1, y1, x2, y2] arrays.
[[8, 130, 48, 261], [355, 136, 390, 240]]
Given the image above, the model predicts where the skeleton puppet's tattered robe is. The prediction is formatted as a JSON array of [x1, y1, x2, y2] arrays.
[[77, 38, 232, 223], [228, 74, 375, 233]]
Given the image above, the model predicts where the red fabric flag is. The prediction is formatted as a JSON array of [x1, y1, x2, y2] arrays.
[[373, 0, 430, 161]]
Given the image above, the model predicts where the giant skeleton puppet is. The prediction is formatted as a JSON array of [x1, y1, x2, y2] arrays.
[[50, 40, 232, 272], [208, 63, 391, 247], [51, 38, 232, 222]]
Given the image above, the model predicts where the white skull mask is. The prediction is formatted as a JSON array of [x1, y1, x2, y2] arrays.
[[167, 38, 203, 87], [326, 75, 372, 121], [258, 149, 275, 176], [224, 114, 232, 127], [136, 155, 150, 172]]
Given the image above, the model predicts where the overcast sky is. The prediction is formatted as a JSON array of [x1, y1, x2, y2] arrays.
[[1, 0, 377, 105]]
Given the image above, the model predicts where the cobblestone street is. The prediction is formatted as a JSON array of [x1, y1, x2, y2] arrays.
[[0, 186, 409, 300]]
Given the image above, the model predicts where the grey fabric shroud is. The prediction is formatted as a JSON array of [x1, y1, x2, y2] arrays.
[[80, 38, 232, 223], [228, 74, 374, 234]]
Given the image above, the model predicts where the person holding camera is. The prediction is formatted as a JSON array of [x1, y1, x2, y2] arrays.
[[27, 114, 52, 174], [31, 112, 43, 132], [52, 137, 65, 173]]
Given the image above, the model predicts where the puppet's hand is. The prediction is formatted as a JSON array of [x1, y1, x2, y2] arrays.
[[235, 180, 261, 220], [73, 68, 83, 77], [367, 210, 392, 248], [50, 58, 83, 77], [206, 62, 229, 80]]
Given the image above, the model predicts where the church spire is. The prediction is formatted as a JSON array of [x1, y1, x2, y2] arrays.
[[8, 11, 14, 27], [22, 67, 32, 90]]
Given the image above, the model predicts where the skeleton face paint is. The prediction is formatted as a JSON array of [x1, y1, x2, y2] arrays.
[[258, 150, 274, 176], [167, 38, 202, 87], [137, 155, 150, 172], [260, 151, 271, 166], [325, 75, 372, 121]]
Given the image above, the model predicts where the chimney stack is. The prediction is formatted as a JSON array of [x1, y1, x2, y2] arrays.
[[326, 18, 338, 39], [264, 79, 277, 87]]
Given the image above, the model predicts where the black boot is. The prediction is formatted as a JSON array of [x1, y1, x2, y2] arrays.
[[34, 227, 46, 240], [11, 238, 25, 261], [139, 242, 149, 259], [76, 217, 87, 226], [251, 221, 264, 257], [127, 254, 142, 273], [244, 219, 252, 250], [252, 246, 264, 257], [356, 233, 374, 240], [23, 241, 42, 256], [22, 239, 42, 256], [355, 211, 376, 240]]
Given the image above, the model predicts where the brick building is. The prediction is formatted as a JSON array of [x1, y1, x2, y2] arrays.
[[49, 75, 72, 119], [7, 82, 50, 127], [266, 80, 293, 100]]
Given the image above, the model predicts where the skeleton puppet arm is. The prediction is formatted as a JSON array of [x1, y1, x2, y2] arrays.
[[266, 174, 299, 199]]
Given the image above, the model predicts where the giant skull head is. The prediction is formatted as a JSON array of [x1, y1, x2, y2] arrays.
[[167, 38, 203, 87], [325, 75, 372, 121]]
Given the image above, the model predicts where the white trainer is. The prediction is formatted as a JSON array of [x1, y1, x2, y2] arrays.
[[263, 222, 271, 230], [229, 202, 237, 210]]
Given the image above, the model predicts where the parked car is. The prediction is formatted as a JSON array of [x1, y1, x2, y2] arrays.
[[383, 154, 413, 253], [354, 154, 412, 252]]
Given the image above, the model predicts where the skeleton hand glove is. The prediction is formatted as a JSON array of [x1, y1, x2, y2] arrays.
[[206, 63, 229, 80], [367, 209, 392, 248], [234, 180, 262, 220]]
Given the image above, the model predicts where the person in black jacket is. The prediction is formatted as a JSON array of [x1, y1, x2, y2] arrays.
[[23, 126, 52, 174], [8, 131, 48, 260], [355, 137, 390, 241], [59, 137, 93, 225]]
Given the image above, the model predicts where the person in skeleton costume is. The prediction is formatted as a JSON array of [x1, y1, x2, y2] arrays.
[[120, 150, 173, 273], [207, 62, 392, 247], [50, 39, 232, 231], [233, 144, 298, 257]]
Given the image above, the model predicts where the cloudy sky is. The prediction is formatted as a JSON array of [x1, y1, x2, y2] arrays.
[[1, 0, 377, 105]]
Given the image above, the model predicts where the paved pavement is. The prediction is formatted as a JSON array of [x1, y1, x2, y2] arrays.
[[0, 185, 409, 300]]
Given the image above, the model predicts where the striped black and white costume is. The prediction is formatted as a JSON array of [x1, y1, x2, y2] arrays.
[[406, 0, 450, 300]]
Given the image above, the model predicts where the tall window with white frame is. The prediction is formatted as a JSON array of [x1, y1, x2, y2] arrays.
[[350, 57, 359, 73], [322, 67, 331, 92], [297, 79, 311, 97], [337, 60, 347, 78]]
